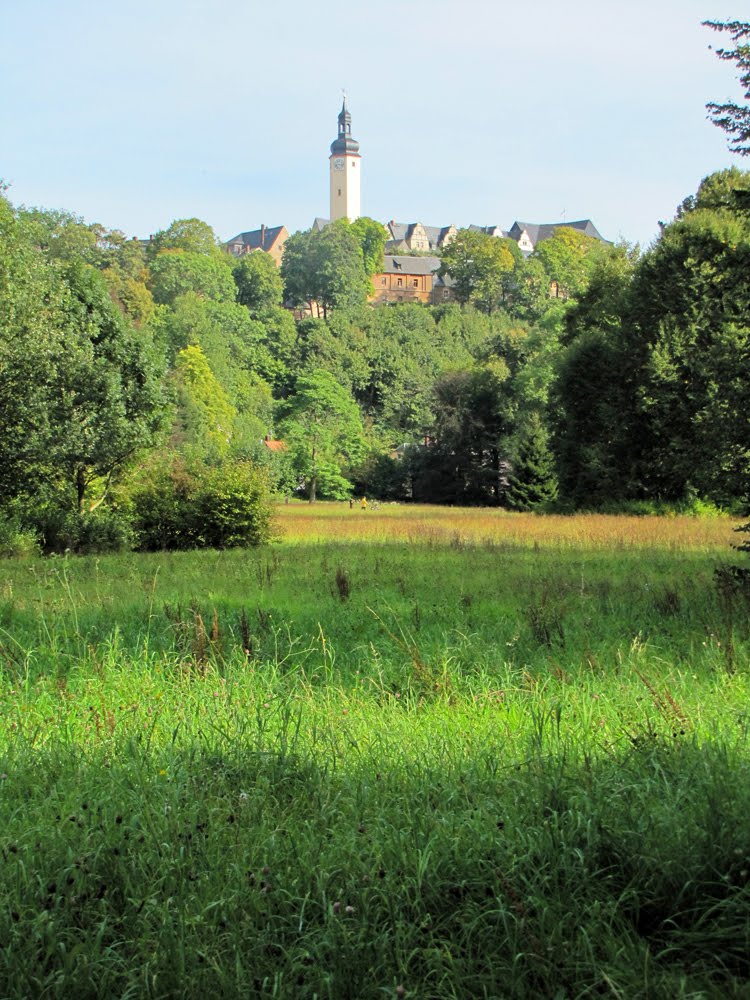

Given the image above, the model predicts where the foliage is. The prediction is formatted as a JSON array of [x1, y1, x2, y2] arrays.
[[505, 411, 559, 511], [533, 226, 609, 299], [131, 458, 274, 550], [439, 228, 515, 312], [632, 183, 750, 505], [280, 222, 370, 318], [0, 516, 39, 558], [32, 505, 134, 554], [148, 249, 236, 306], [147, 217, 223, 257], [349, 216, 388, 275], [413, 363, 514, 504], [277, 370, 366, 500], [232, 250, 284, 316], [704, 20, 750, 155], [232, 251, 284, 313], [172, 344, 237, 459]]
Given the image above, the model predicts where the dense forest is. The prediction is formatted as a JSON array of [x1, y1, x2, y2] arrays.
[[1, 164, 749, 554]]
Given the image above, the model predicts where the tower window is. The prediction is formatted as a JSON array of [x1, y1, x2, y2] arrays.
[[338, 189, 341, 196]]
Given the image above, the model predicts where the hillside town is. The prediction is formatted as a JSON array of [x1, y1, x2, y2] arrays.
[[224, 99, 609, 305]]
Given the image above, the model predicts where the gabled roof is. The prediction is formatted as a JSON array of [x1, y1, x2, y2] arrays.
[[226, 225, 286, 251], [386, 221, 455, 249], [311, 217, 330, 232]]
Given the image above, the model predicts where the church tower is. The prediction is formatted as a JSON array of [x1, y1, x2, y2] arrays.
[[329, 96, 361, 222]]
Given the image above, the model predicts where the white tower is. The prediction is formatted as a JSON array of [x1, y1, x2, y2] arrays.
[[329, 96, 361, 222]]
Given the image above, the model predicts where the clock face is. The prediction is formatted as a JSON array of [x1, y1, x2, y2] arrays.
[[333, 157, 345, 171]]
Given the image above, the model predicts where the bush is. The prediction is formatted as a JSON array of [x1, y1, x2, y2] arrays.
[[35, 507, 133, 555], [0, 517, 40, 558], [132, 459, 274, 551]]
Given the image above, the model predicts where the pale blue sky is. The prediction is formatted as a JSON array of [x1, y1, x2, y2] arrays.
[[0, 0, 741, 248]]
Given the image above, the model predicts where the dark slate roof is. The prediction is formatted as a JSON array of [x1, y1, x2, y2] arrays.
[[311, 217, 329, 232], [508, 219, 608, 248], [469, 225, 512, 239], [422, 225, 455, 246], [382, 255, 441, 276], [225, 225, 285, 251]]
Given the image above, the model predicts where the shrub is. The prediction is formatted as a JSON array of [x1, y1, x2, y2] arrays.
[[195, 463, 275, 548], [132, 459, 274, 551], [0, 517, 40, 558], [32, 507, 132, 555]]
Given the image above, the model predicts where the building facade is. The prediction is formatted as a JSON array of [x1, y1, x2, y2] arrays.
[[370, 255, 454, 305]]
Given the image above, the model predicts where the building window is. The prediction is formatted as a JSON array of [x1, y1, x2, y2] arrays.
[[381, 277, 386, 285], [413, 279, 418, 287], [397, 278, 403, 287]]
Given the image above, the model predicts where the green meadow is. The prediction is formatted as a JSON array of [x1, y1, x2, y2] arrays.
[[0, 506, 749, 998]]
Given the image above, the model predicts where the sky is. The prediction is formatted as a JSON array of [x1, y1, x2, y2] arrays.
[[0, 0, 742, 249]]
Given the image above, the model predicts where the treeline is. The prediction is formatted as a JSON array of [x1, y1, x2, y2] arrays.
[[0, 168, 748, 553]]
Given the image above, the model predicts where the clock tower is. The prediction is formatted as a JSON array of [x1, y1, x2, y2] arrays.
[[329, 96, 361, 222]]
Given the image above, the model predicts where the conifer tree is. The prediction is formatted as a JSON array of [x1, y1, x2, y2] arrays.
[[704, 20, 750, 155], [505, 412, 558, 511]]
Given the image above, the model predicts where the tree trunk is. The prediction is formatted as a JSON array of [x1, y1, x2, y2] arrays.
[[309, 446, 317, 503], [76, 465, 86, 514]]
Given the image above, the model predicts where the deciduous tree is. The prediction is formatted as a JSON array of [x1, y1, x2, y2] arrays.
[[277, 370, 365, 501]]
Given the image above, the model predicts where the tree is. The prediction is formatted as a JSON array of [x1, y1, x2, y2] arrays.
[[233, 251, 283, 313], [172, 344, 237, 460], [277, 370, 366, 501], [349, 216, 388, 276], [533, 227, 607, 300], [438, 229, 515, 312], [148, 249, 236, 305], [704, 20, 750, 155], [147, 218, 223, 258], [281, 223, 370, 318], [632, 198, 750, 505], [0, 195, 68, 506], [505, 412, 558, 511], [48, 261, 166, 513], [416, 362, 514, 504]]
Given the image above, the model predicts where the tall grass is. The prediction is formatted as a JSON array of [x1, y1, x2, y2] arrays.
[[0, 507, 748, 997]]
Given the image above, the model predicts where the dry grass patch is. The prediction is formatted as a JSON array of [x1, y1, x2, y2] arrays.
[[276, 501, 738, 551]]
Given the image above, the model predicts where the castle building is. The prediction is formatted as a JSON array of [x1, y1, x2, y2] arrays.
[[329, 97, 361, 222]]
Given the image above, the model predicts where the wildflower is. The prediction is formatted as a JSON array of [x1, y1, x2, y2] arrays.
[[345, 905, 355, 915], [159, 768, 167, 776], [239, 791, 249, 803]]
